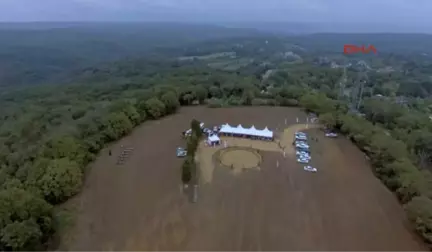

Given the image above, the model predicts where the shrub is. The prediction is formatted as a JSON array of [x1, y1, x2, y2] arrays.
[[405, 196, 432, 244]]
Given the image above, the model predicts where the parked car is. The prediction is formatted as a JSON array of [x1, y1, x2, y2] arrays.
[[295, 135, 307, 141], [296, 151, 310, 157], [176, 147, 187, 157], [304, 166, 317, 172], [295, 140, 308, 145], [295, 132, 307, 136], [325, 132, 338, 138], [296, 143, 310, 149], [297, 157, 309, 164]]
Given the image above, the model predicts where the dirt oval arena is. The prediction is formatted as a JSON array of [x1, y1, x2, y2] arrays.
[[60, 106, 426, 251]]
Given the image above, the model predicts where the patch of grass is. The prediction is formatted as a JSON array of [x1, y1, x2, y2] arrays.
[[53, 205, 76, 234]]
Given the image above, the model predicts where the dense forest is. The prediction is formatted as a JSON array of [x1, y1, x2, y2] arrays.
[[1, 23, 432, 250]]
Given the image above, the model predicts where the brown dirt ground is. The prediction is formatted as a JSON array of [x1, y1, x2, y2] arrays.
[[198, 136, 281, 183], [60, 106, 427, 251], [218, 147, 261, 174]]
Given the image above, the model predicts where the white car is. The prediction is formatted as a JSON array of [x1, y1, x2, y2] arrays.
[[304, 166, 317, 172], [296, 144, 310, 149], [296, 150, 310, 156], [325, 133, 338, 138], [295, 136, 307, 141], [297, 158, 309, 164]]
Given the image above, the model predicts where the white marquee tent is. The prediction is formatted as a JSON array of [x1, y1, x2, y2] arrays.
[[219, 124, 273, 140], [207, 134, 221, 146]]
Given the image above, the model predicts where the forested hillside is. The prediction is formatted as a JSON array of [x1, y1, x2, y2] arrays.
[[0, 23, 265, 86], [2, 23, 432, 87], [1, 25, 432, 250]]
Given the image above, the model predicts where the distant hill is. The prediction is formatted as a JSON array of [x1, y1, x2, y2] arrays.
[[286, 33, 432, 54], [225, 22, 432, 34], [0, 22, 264, 86], [1, 22, 432, 87]]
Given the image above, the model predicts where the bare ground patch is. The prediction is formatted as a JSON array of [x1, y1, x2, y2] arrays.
[[198, 136, 282, 184], [216, 147, 261, 174], [61, 106, 426, 251]]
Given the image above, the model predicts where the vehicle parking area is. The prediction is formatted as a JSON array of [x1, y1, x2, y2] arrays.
[[62, 106, 425, 251]]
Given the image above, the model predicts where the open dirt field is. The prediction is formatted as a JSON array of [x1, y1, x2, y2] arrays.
[[216, 147, 261, 174], [60, 106, 426, 251]]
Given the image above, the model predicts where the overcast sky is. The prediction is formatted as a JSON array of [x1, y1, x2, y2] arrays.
[[0, 0, 430, 27]]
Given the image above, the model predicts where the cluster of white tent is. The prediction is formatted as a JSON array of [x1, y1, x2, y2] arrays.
[[219, 123, 273, 140]]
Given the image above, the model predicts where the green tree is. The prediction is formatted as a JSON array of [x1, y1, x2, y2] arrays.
[[36, 158, 83, 204], [194, 86, 208, 104], [144, 98, 166, 119], [104, 112, 133, 140], [0, 187, 52, 250], [191, 119, 203, 139], [136, 101, 148, 122], [241, 90, 255, 106], [43, 135, 87, 165], [319, 113, 338, 129], [1, 220, 42, 251], [160, 91, 180, 114], [405, 196, 432, 243], [209, 86, 222, 98], [181, 157, 193, 183], [109, 101, 141, 126]]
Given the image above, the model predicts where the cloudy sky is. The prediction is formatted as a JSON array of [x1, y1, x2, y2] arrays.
[[0, 0, 430, 27]]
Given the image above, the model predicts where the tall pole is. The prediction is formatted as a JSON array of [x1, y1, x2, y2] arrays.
[[356, 79, 364, 110], [338, 67, 347, 100], [356, 70, 368, 110]]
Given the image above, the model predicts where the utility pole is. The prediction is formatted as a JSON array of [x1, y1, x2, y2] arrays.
[[355, 70, 369, 110], [356, 79, 365, 110], [338, 66, 347, 100]]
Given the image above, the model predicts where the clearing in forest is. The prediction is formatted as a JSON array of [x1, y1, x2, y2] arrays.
[[61, 106, 426, 251]]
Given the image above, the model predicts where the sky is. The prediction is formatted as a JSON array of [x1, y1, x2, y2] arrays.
[[0, 0, 431, 29]]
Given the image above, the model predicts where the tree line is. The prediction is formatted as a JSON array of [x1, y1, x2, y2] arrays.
[[2, 58, 432, 249], [0, 66, 265, 250], [300, 93, 432, 246], [0, 82, 181, 250], [181, 119, 203, 185]]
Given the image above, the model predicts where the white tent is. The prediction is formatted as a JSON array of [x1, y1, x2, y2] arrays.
[[207, 134, 221, 145], [219, 123, 273, 139]]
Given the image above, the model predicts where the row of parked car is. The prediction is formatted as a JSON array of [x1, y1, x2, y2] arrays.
[[294, 131, 317, 173], [295, 132, 310, 163]]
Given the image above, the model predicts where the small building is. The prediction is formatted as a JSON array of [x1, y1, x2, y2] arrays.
[[207, 135, 220, 146]]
